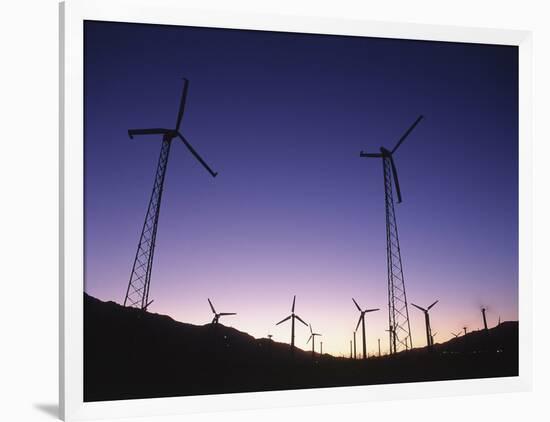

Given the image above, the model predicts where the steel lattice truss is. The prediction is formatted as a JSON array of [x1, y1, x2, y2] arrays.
[[124, 136, 172, 310], [122, 79, 218, 311], [383, 156, 413, 353]]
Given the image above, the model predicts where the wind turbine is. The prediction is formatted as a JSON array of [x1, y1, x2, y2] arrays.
[[307, 324, 322, 357], [123, 78, 218, 310], [481, 307, 489, 330], [431, 332, 438, 345], [352, 298, 380, 360], [359, 115, 423, 352], [463, 326, 468, 335], [208, 298, 236, 325], [411, 300, 438, 348], [386, 325, 395, 354], [276, 295, 307, 352], [451, 331, 461, 338]]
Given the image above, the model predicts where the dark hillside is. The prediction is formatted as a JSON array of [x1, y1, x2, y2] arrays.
[[84, 294, 518, 402]]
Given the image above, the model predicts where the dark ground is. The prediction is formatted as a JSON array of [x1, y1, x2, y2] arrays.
[[84, 294, 518, 402]]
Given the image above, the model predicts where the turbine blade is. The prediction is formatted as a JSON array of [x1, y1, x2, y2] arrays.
[[175, 78, 189, 131], [176, 133, 218, 178], [295, 314, 308, 326], [219, 313, 236, 316], [128, 128, 170, 139], [391, 115, 424, 154], [208, 298, 216, 314], [355, 315, 362, 332], [411, 303, 426, 312], [428, 300, 439, 310], [352, 298, 362, 312], [389, 155, 403, 203], [360, 152, 383, 158], [276, 315, 291, 325], [307, 335, 312, 344], [292, 295, 296, 313], [365, 308, 380, 313], [309, 323, 313, 334]]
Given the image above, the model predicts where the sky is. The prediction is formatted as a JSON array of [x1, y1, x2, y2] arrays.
[[84, 20, 518, 357]]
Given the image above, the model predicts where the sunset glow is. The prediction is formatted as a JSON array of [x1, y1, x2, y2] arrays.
[[84, 21, 518, 357]]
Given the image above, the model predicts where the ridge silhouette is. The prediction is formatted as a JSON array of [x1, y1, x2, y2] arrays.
[[84, 293, 518, 402]]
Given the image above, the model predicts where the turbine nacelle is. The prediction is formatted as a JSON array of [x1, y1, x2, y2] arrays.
[[379, 146, 392, 156]]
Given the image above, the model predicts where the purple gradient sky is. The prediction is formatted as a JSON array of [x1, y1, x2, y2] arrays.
[[84, 21, 518, 356]]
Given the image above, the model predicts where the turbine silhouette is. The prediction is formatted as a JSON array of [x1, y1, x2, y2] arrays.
[[276, 295, 307, 352], [411, 300, 438, 348], [481, 307, 489, 330], [353, 330, 357, 359], [385, 325, 395, 354], [123, 78, 218, 310], [352, 298, 379, 360], [359, 115, 423, 352], [208, 298, 236, 325], [307, 324, 322, 358]]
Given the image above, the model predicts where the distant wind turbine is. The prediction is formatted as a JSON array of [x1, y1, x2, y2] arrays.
[[481, 307, 489, 331], [411, 300, 438, 348], [307, 324, 322, 358], [352, 298, 380, 360], [276, 295, 307, 352], [451, 331, 461, 338], [208, 298, 236, 325], [385, 325, 395, 355]]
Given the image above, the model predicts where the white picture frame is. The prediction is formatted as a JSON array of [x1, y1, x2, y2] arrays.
[[60, 0, 532, 420]]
